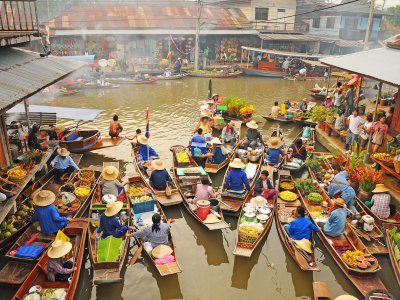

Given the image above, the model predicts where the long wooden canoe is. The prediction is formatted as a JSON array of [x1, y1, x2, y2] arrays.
[[13, 218, 88, 300], [262, 114, 295, 123], [171, 146, 229, 230], [187, 70, 242, 78], [131, 144, 183, 206], [385, 225, 400, 287], [312, 282, 332, 300], [128, 174, 182, 276], [204, 139, 243, 174], [108, 77, 157, 84], [275, 170, 320, 271], [356, 198, 400, 228], [157, 73, 188, 80]]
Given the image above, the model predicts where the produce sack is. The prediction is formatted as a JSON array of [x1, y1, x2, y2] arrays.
[[245, 163, 257, 180], [14, 244, 44, 259]]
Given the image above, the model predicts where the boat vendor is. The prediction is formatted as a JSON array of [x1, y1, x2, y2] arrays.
[[299, 98, 308, 112], [194, 178, 216, 201], [99, 201, 135, 238], [46, 240, 76, 282], [244, 120, 264, 149], [367, 184, 396, 219], [164, 68, 172, 77], [174, 58, 183, 73], [137, 135, 159, 162], [254, 170, 277, 200], [31, 190, 70, 234], [221, 121, 239, 148], [50, 148, 79, 183], [271, 101, 280, 118], [265, 137, 284, 166], [132, 213, 171, 252], [194, 113, 212, 135], [319, 198, 347, 237], [323, 94, 334, 108], [284, 99, 292, 109], [100, 166, 127, 197], [28, 124, 48, 151], [212, 93, 221, 105], [208, 137, 227, 165], [190, 128, 208, 158], [149, 159, 170, 191], [109, 114, 123, 138], [225, 158, 250, 192], [284, 206, 320, 240], [290, 138, 307, 162], [0, 176, 20, 201], [327, 171, 358, 214]]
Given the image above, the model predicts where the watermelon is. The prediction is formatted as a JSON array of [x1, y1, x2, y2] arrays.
[[356, 255, 365, 262], [358, 262, 368, 269], [364, 257, 376, 262]]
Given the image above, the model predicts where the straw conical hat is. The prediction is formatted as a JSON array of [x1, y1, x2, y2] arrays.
[[293, 239, 313, 254], [267, 137, 283, 149], [33, 190, 56, 207], [137, 135, 148, 145], [210, 137, 222, 145], [334, 198, 346, 208], [372, 184, 389, 193], [57, 147, 70, 157], [104, 201, 123, 217], [102, 166, 119, 181], [246, 120, 258, 129], [152, 244, 173, 258], [203, 214, 220, 224], [334, 295, 358, 300], [229, 158, 245, 169], [151, 159, 166, 171], [47, 240, 72, 258]]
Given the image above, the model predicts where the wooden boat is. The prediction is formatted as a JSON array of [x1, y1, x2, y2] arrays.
[[171, 145, 229, 230], [82, 82, 120, 89], [262, 114, 295, 123], [88, 162, 131, 284], [204, 139, 243, 174], [108, 77, 157, 84], [59, 89, 79, 96], [385, 224, 400, 287], [241, 61, 286, 78], [275, 170, 320, 271], [157, 73, 188, 80], [312, 282, 332, 300], [285, 75, 325, 81], [12, 218, 88, 300], [356, 198, 400, 228], [187, 70, 242, 78], [128, 174, 182, 276], [131, 144, 183, 206], [365, 289, 396, 300], [310, 92, 326, 101], [232, 191, 274, 257]]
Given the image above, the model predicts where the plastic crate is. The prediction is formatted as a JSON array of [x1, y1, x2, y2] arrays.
[[131, 196, 155, 214]]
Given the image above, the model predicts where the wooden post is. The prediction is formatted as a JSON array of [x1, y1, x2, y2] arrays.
[[24, 98, 30, 130], [246, 50, 250, 69]]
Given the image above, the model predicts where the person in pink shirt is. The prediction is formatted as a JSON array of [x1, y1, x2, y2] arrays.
[[194, 178, 216, 202], [323, 94, 334, 108]]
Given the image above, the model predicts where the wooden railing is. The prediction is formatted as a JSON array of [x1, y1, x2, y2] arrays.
[[0, 0, 38, 32], [253, 21, 309, 33]]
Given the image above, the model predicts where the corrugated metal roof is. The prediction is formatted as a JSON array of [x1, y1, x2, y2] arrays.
[[334, 40, 364, 48], [259, 33, 337, 42], [320, 46, 400, 87], [0, 48, 86, 113]]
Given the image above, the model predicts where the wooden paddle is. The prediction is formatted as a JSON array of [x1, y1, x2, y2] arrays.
[[128, 245, 143, 266]]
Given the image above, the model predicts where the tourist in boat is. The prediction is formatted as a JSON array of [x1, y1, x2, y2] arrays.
[[194, 114, 212, 135], [31, 190, 70, 234], [244, 120, 264, 149], [190, 128, 207, 157], [225, 158, 250, 192], [344, 84, 355, 116], [129, 128, 142, 145], [28, 124, 48, 151], [284, 206, 320, 240], [345, 108, 364, 154], [208, 137, 227, 165], [254, 170, 277, 200], [132, 213, 170, 252], [137, 135, 159, 162], [320, 198, 347, 237], [271, 101, 280, 118], [0, 176, 20, 201], [371, 115, 389, 154], [149, 159, 170, 191], [265, 137, 284, 165], [46, 240, 76, 282], [109, 114, 123, 138], [221, 121, 239, 148], [299, 98, 308, 112], [99, 201, 134, 238], [358, 113, 373, 152], [50, 148, 79, 183], [323, 94, 334, 108], [284, 99, 292, 109], [290, 138, 307, 162], [194, 178, 216, 201], [367, 184, 395, 219], [100, 166, 126, 197]]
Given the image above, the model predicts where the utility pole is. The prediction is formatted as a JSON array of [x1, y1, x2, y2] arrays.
[[194, 0, 201, 70], [364, 0, 375, 50]]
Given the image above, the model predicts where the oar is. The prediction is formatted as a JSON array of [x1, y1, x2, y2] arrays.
[[221, 201, 233, 209], [128, 244, 143, 266], [350, 223, 371, 242]]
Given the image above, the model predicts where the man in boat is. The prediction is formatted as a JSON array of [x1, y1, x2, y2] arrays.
[[99, 201, 135, 238], [289, 138, 307, 163], [137, 135, 159, 162], [190, 128, 208, 158], [0, 176, 20, 201], [31, 190, 70, 234], [327, 171, 358, 214], [50, 148, 79, 183], [298, 66, 307, 77], [100, 166, 127, 197], [164, 68, 172, 77], [225, 158, 250, 193], [244, 120, 264, 149], [282, 58, 290, 73], [174, 58, 182, 73], [254, 170, 277, 200], [284, 206, 320, 240], [46, 240, 76, 282], [319, 198, 347, 237], [129, 128, 142, 145], [221, 121, 239, 148], [367, 184, 396, 219], [208, 137, 227, 165], [284, 99, 292, 109], [109, 114, 123, 138], [271, 101, 280, 118], [265, 137, 284, 166], [194, 178, 216, 202], [149, 159, 170, 191], [299, 98, 309, 112], [28, 124, 48, 151]]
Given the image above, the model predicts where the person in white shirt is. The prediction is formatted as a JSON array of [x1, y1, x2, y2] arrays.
[[358, 113, 373, 152], [282, 59, 290, 72], [271, 101, 280, 118], [299, 67, 307, 77], [345, 109, 365, 154]]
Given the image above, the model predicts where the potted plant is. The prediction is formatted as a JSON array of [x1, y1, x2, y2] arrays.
[[239, 105, 255, 122]]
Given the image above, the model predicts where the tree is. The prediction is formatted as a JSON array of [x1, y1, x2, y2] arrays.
[[387, 5, 400, 28]]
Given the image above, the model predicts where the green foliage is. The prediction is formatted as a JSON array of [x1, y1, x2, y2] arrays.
[[307, 192, 324, 203], [305, 158, 321, 171], [387, 6, 400, 27], [223, 96, 247, 118], [295, 178, 316, 195], [97, 236, 123, 262], [348, 143, 366, 172], [310, 106, 335, 123]]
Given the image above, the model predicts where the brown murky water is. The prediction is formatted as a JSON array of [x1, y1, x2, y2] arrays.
[[1, 77, 399, 299]]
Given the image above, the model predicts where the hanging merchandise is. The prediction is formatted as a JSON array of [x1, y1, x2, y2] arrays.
[[169, 34, 194, 56]]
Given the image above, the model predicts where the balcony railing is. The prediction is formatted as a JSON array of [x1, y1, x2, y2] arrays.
[[0, 0, 38, 32], [339, 28, 379, 41], [253, 21, 309, 33]]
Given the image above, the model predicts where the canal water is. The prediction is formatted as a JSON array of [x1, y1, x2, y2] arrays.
[[1, 77, 399, 299]]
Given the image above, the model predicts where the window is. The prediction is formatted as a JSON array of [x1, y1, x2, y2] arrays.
[[312, 17, 320, 28], [344, 18, 359, 30], [326, 17, 335, 29], [255, 7, 269, 21]]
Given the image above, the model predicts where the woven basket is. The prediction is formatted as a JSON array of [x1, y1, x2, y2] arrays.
[[238, 228, 258, 244], [394, 159, 400, 174], [78, 169, 95, 183], [7, 167, 27, 185], [74, 179, 91, 189], [74, 186, 90, 201]]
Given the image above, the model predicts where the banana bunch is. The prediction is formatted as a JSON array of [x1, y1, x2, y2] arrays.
[[240, 226, 259, 235], [279, 191, 297, 202], [372, 153, 392, 161], [132, 195, 153, 203], [176, 151, 189, 163], [129, 186, 143, 197]]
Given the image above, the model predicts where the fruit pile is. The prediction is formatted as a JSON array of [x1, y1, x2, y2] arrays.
[[128, 186, 151, 197], [339, 130, 347, 137], [78, 169, 94, 181], [176, 151, 189, 163], [341, 250, 375, 269], [75, 186, 90, 198], [131, 195, 153, 203], [7, 167, 27, 183], [0, 202, 34, 241], [74, 179, 90, 188], [372, 153, 393, 163], [57, 193, 80, 214], [279, 181, 294, 191], [278, 191, 297, 202], [307, 192, 324, 203]]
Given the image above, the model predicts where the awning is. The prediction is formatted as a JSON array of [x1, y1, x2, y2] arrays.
[[7, 104, 104, 121], [320, 46, 400, 87], [0, 47, 87, 114], [62, 55, 95, 63], [241, 46, 329, 59], [259, 33, 337, 42], [300, 59, 325, 67]]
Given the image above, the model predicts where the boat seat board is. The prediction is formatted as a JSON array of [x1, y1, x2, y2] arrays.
[[0, 261, 33, 285], [312, 282, 332, 300], [89, 137, 125, 151], [205, 221, 230, 230], [232, 246, 253, 257], [93, 268, 122, 284], [157, 262, 182, 276]]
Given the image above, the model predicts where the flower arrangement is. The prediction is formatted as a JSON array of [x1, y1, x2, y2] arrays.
[[359, 167, 384, 193], [223, 96, 247, 118], [239, 105, 255, 119]]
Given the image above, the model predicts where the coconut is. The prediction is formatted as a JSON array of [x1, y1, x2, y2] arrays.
[[3, 231, 11, 238]]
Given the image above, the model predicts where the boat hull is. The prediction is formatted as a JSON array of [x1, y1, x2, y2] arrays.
[[241, 67, 285, 78]]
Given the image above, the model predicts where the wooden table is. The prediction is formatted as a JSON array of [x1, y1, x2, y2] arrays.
[[370, 156, 400, 180]]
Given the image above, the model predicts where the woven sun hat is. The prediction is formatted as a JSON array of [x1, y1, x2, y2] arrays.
[[228, 120, 235, 127], [210, 137, 223, 145], [246, 120, 258, 129], [334, 295, 358, 300], [57, 147, 70, 157], [212, 93, 219, 98], [102, 165, 119, 181], [151, 159, 166, 171], [54, 124, 65, 132], [302, 97, 308, 102], [203, 214, 220, 224], [137, 135, 149, 145], [372, 183, 389, 193], [267, 137, 283, 149], [47, 240, 72, 259], [324, 173, 335, 183], [33, 190, 56, 207], [152, 244, 173, 259], [105, 201, 124, 217], [229, 158, 245, 169], [250, 196, 267, 206], [326, 94, 333, 99], [334, 198, 347, 208], [293, 239, 313, 254]]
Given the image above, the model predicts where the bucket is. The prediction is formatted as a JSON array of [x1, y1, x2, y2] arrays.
[[10, 144, 19, 161], [196, 200, 210, 221], [380, 99, 386, 106], [209, 198, 220, 212]]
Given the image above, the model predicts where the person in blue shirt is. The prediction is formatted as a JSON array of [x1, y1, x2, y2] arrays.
[[51, 148, 79, 183], [266, 137, 284, 165], [284, 206, 320, 240], [190, 128, 207, 157], [208, 137, 226, 165], [137, 135, 158, 162], [327, 171, 358, 213], [225, 158, 250, 192], [321, 198, 348, 237], [284, 99, 292, 109], [31, 190, 69, 234], [290, 138, 308, 161], [99, 201, 135, 238], [299, 98, 308, 112], [149, 159, 170, 191]]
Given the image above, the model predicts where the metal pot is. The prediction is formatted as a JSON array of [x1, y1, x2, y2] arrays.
[[248, 154, 260, 162]]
